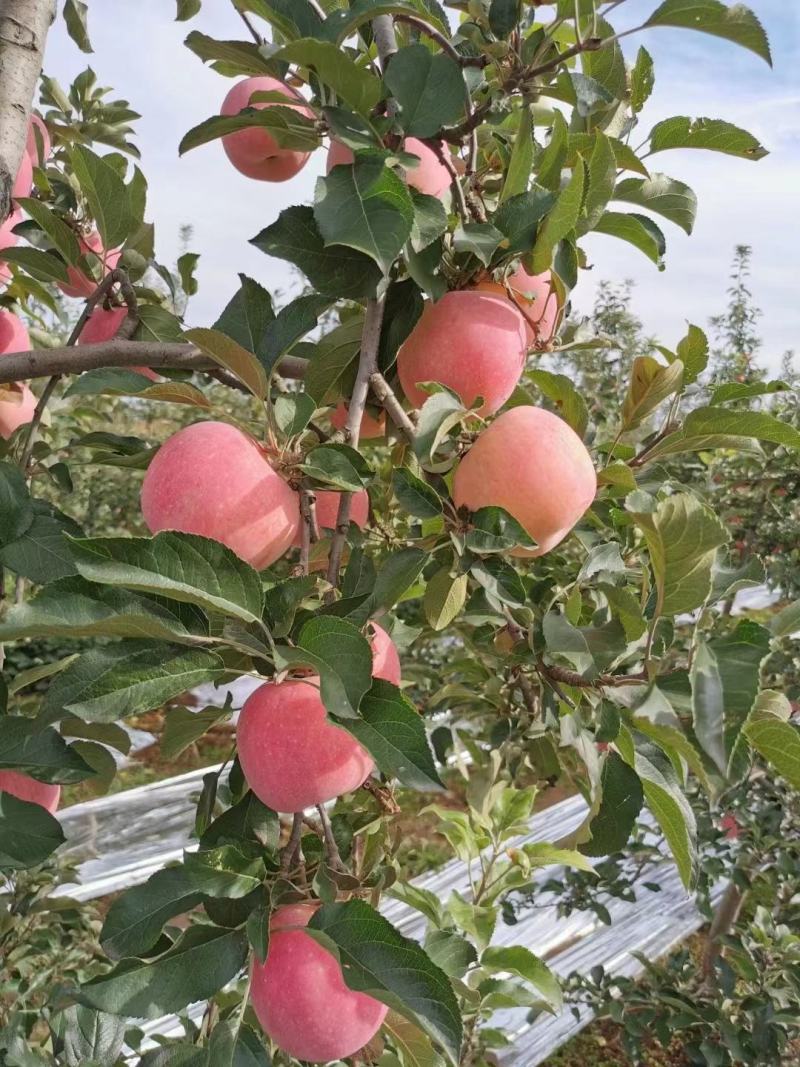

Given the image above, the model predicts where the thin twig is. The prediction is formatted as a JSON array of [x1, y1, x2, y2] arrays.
[[236, 7, 264, 44], [369, 371, 417, 440], [280, 812, 304, 873], [316, 804, 345, 871], [430, 140, 470, 225], [324, 298, 386, 600], [299, 488, 318, 574]]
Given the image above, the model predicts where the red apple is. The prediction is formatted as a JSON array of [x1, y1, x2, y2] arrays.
[[140, 421, 300, 569], [0, 770, 60, 813], [77, 305, 158, 380], [11, 152, 33, 201], [397, 290, 527, 415], [237, 677, 374, 812], [453, 406, 596, 557], [0, 308, 29, 354], [0, 208, 22, 287], [26, 114, 52, 166], [251, 902, 387, 1061], [292, 488, 369, 547], [221, 76, 314, 182], [370, 621, 401, 685], [474, 266, 560, 346]]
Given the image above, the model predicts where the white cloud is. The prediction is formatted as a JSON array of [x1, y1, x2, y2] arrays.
[[42, 0, 798, 368]]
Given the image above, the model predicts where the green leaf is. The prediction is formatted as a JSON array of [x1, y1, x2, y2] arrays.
[[682, 407, 800, 450], [614, 174, 697, 235], [392, 467, 442, 519], [185, 32, 277, 76], [0, 246, 70, 283], [0, 462, 33, 546], [183, 327, 268, 398], [676, 324, 708, 384], [493, 186, 556, 256], [644, 0, 771, 66], [42, 641, 225, 722], [237, 0, 323, 40], [622, 356, 683, 430], [101, 849, 263, 958], [315, 155, 414, 274], [0, 718, 94, 783], [0, 576, 208, 643], [0, 793, 65, 870], [69, 146, 132, 250], [69, 532, 264, 623], [260, 293, 333, 375], [648, 116, 768, 160], [305, 315, 364, 403], [252, 204, 382, 299], [692, 621, 771, 778], [301, 443, 371, 492], [531, 163, 585, 273], [177, 0, 202, 18], [322, 1, 449, 43], [709, 378, 789, 404], [206, 1021, 271, 1067], [481, 946, 561, 1012], [452, 223, 503, 266], [341, 679, 443, 791], [489, 0, 519, 36], [535, 110, 568, 194], [527, 369, 589, 436], [79, 925, 248, 1018], [410, 191, 448, 253], [0, 501, 81, 583], [424, 569, 468, 631], [161, 703, 232, 760], [567, 133, 649, 177], [580, 751, 644, 856], [632, 493, 728, 616], [179, 107, 320, 156], [355, 548, 427, 621], [274, 617, 373, 719], [213, 273, 275, 356], [57, 1005, 126, 1067], [15, 198, 81, 264], [383, 43, 464, 138], [618, 729, 697, 889], [743, 691, 800, 789], [771, 600, 800, 639], [630, 46, 655, 113], [593, 211, 666, 268], [471, 556, 526, 609], [63, 0, 93, 52], [581, 132, 616, 232], [276, 38, 382, 115], [308, 900, 462, 1066], [501, 104, 534, 202], [465, 507, 537, 555], [177, 252, 199, 296]]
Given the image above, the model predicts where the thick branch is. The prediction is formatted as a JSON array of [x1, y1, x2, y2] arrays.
[[0, 340, 308, 385], [0, 0, 55, 221]]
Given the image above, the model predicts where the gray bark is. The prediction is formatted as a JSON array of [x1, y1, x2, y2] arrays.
[[0, 0, 56, 220]]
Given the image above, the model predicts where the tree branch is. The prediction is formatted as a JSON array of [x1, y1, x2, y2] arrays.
[[0, 0, 56, 221], [0, 341, 308, 385], [324, 298, 385, 598], [368, 371, 417, 441]]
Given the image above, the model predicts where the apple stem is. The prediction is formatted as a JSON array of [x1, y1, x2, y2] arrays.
[[280, 812, 305, 874], [316, 803, 345, 871]]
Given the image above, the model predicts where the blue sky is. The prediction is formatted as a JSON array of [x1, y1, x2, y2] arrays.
[[43, 1, 798, 370]]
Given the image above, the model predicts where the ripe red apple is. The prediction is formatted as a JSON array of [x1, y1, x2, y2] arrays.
[[11, 152, 33, 201], [397, 290, 527, 415], [237, 677, 374, 812], [77, 305, 158, 380], [0, 770, 60, 813], [221, 76, 314, 182], [453, 406, 596, 557], [26, 114, 52, 166], [0, 308, 29, 354], [140, 421, 300, 569], [0, 384, 36, 439], [370, 621, 401, 685], [328, 137, 451, 199], [58, 231, 121, 299], [474, 266, 559, 346], [330, 401, 386, 440], [251, 902, 387, 1061]]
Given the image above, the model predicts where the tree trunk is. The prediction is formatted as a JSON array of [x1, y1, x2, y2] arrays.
[[0, 0, 56, 221]]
